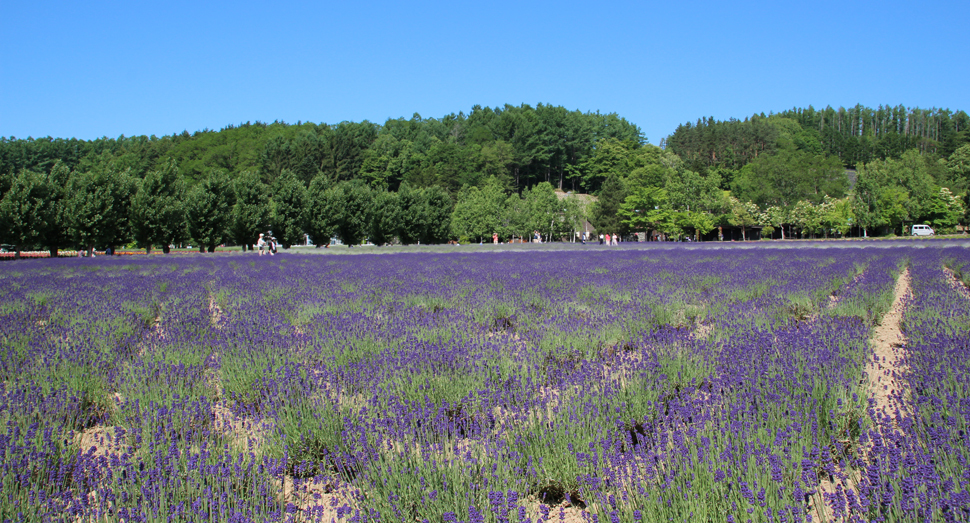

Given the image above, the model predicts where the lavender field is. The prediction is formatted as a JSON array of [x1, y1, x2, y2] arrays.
[[2, 244, 970, 522]]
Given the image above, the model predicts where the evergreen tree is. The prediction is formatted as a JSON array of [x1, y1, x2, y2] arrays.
[[590, 174, 628, 236]]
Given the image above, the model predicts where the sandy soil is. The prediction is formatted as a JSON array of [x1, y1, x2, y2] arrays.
[[207, 287, 224, 328], [865, 267, 912, 422], [811, 267, 912, 522]]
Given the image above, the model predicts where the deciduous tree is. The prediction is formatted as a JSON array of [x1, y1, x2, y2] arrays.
[[230, 170, 273, 250], [186, 171, 234, 252], [131, 159, 186, 253], [64, 167, 136, 255]]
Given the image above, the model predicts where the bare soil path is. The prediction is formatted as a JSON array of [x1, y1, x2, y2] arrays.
[[812, 267, 913, 522], [207, 284, 224, 328], [865, 267, 912, 421]]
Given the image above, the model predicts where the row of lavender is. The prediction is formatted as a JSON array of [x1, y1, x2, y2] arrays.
[[0, 245, 966, 521], [842, 247, 970, 522]]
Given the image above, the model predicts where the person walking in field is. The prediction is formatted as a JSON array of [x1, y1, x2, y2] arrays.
[[257, 233, 266, 256]]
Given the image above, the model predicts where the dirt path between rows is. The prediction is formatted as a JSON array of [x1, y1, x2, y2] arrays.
[[207, 285, 224, 328], [865, 267, 912, 422], [812, 267, 913, 522]]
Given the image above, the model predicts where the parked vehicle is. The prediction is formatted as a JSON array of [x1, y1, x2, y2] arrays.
[[911, 224, 935, 236]]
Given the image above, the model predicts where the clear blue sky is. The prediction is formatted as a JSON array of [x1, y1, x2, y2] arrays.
[[2, 0, 967, 145]]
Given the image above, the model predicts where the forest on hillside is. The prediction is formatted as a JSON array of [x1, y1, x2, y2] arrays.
[[1, 103, 969, 256]]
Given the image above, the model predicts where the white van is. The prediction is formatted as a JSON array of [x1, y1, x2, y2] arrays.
[[911, 224, 935, 236]]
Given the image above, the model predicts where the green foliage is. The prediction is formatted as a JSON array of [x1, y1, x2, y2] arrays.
[[396, 183, 426, 245], [618, 186, 670, 233], [270, 169, 308, 248], [63, 166, 136, 251], [855, 149, 939, 233], [665, 168, 722, 213], [451, 176, 507, 242], [186, 170, 234, 252], [3, 104, 968, 248], [395, 183, 452, 244], [333, 180, 372, 246], [131, 159, 187, 253], [943, 144, 970, 195], [304, 174, 339, 246], [0, 170, 54, 256], [420, 185, 453, 244], [732, 149, 847, 208], [727, 196, 759, 240], [923, 187, 965, 229], [368, 189, 400, 246], [668, 105, 970, 170], [229, 170, 272, 249], [590, 174, 628, 235], [43, 161, 72, 255]]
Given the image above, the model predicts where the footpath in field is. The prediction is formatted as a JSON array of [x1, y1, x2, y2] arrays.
[[865, 267, 912, 423], [812, 266, 913, 522]]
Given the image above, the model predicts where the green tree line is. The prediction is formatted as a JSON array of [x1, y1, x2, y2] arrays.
[[2, 103, 969, 257]]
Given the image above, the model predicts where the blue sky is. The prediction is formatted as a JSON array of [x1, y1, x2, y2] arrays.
[[2, 0, 967, 145]]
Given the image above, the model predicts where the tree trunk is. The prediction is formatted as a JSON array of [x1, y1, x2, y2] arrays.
[[49, 247, 58, 258], [199, 245, 205, 253], [162, 245, 170, 254], [14, 245, 21, 260], [146, 245, 152, 255], [208, 245, 216, 253]]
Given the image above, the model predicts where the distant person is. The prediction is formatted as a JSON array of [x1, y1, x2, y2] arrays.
[[599, 234, 604, 245], [257, 233, 266, 256]]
